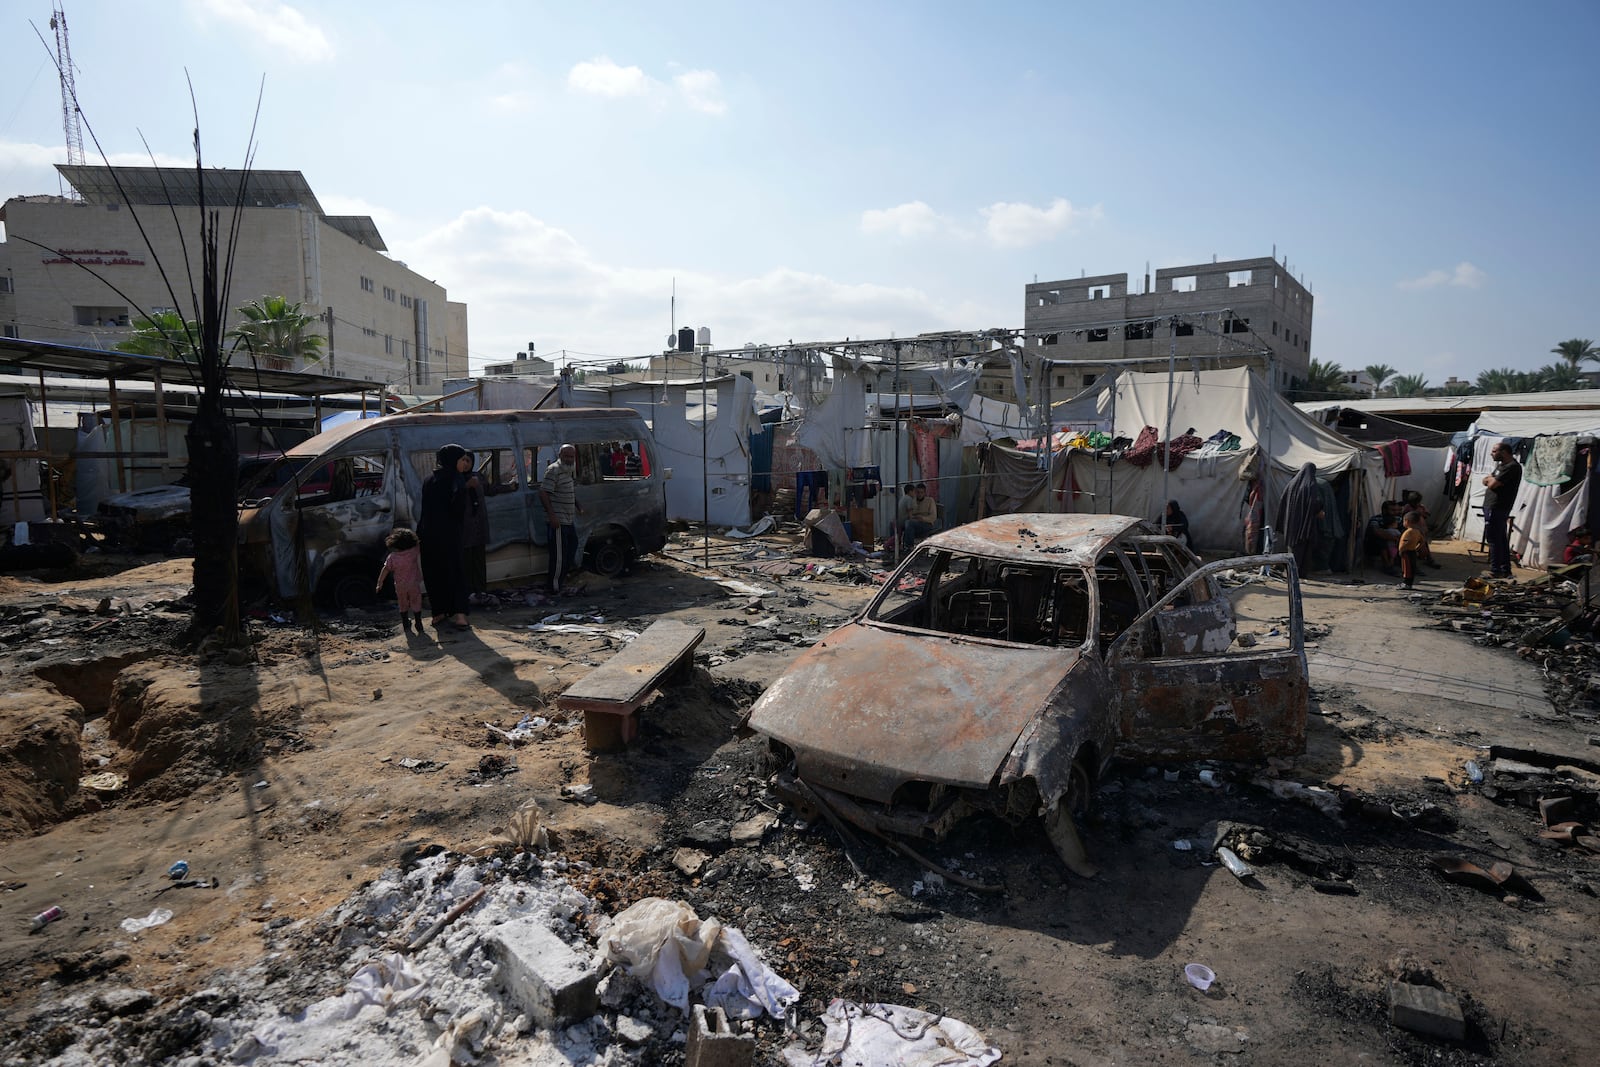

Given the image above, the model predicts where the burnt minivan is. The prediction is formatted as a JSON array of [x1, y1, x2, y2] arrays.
[[237, 409, 668, 607]]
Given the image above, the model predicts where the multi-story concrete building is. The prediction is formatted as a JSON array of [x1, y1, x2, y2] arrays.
[[0, 165, 467, 392], [1012, 255, 1313, 401]]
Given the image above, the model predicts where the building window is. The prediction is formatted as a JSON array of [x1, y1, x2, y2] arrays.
[[74, 305, 129, 327], [360, 276, 374, 293], [384, 335, 394, 355], [2, 324, 17, 338], [1228, 270, 1251, 287], [383, 286, 396, 302], [1086, 328, 1108, 342], [1174, 321, 1195, 337], [0, 276, 12, 293], [363, 326, 377, 338], [1042, 332, 1060, 346], [400, 294, 412, 309], [1082, 373, 1097, 388], [1272, 321, 1279, 336], [401, 339, 410, 362], [1087, 284, 1111, 300], [1055, 374, 1065, 387], [1169, 275, 1197, 293], [1126, 320, 1153, 340], [1223, 317, 1251, 334]]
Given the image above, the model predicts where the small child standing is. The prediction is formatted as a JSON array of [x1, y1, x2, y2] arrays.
[[376, 528, 425, 633], [1398, 511, 1425, 589]]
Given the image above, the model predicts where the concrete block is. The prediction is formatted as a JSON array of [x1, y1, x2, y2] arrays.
[[1389, 981, 1465, 1042], [485, 918, 599, 1028], [686, 1004, 754, 1067]]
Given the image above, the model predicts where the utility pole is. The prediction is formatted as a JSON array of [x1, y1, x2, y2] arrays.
[[323, 305, 335, 376]]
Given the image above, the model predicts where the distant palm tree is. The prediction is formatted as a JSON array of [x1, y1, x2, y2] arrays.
[[1477, 367, 1530, 394], [1552, 338, 1597, 368], [1293, 358, 1348, 400], [230, 296, 326, 372], [1362, 363, 1396, 396], [1442, 380, 1476, 396], [1535, 362, 1589, 391], [1390, 373, 1429, 397], [116, 311, 201, 361]]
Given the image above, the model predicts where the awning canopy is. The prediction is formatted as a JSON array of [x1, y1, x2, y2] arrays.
[[0, 337, 385, 397]]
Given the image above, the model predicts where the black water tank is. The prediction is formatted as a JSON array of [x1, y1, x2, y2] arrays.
[[677, 327, 695, 353]]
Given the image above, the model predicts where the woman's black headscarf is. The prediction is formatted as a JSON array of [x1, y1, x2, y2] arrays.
[[1276, 463, 1321, 547]]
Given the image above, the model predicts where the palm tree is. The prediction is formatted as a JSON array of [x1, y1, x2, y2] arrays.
[[1551, 338, 1597, 368], [1477, 367, 1529, 394], [115, 311, 201, 361], [1535, 362, 1589, 391], [230, 295, 326, 372], [1390, 373, 1429, 397], [1442, 380, 1476, 396], [1293, 358, 1348, 400], [1362, 363, 1396, 397]]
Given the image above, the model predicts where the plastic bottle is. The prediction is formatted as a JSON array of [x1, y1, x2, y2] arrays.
[[1464, 760, 1484, 784], [30, 906, 65, 932], [168, 860, 189, 880], [1216, 847, 1255, 879]]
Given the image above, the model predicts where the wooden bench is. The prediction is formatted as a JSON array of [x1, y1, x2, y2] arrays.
[[558, 620, 706, 752]]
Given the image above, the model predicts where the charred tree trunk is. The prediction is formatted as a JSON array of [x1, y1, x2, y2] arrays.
[[188, 198, 241, 643]]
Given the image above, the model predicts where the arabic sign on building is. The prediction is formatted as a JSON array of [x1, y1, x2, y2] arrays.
[[40, 248, 146, 266]]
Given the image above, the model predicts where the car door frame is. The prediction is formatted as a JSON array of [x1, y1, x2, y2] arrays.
[[1105, 553, 1308, 762]]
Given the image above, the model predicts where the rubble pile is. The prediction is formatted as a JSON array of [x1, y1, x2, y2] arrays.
[[1427, 573, 1600, 717]]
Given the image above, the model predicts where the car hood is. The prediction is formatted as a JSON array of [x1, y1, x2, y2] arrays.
[[99, 483, 191, 514], [747, 621, 1080, 804]]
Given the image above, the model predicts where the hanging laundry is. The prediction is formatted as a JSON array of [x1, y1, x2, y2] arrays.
[[1124, 426, 1161, 468], [1525, 434, 1577, 487], [1166, 431, 1204, 464], [912, 422, 941, 482], [1379, 439, 1411, 477]]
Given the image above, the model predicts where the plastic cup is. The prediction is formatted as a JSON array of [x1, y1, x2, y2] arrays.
[[1185, 963, 1215, 991]]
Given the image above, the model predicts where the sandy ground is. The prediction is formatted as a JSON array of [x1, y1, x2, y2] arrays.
[[0, 533, 1597, 1065]]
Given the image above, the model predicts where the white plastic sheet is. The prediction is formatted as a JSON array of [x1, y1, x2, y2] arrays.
[[781, 999, 1001, 1067], [592, 897, 799, 1018]]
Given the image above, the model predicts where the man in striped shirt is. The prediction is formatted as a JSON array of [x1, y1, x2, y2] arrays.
[[539, 443, 583, 593]]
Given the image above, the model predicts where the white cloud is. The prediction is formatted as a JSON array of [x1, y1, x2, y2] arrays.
[[980, 197, 1098, 247], [401, 207, 969, 371], [318, 194, 398, 233], [0, 139, 198, 198], [1397, 261, 1486, 290], [673, 70, 727, 116], [567, 57, 655, 99], [860, 201, 948, 238], [567, 58, 728, 116], [190, 0, 334, 63]]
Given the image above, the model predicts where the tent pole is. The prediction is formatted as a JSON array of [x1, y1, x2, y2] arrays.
[[1107, 373, 1117, 516], [1161, 330, 1175, 521]]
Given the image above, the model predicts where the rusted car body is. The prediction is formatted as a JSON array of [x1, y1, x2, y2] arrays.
[[746, 513, 1306, 871], [236, 409, 668, 607]]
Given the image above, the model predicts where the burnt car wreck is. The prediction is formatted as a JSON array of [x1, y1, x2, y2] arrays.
[[746, 514, 1308, 877]]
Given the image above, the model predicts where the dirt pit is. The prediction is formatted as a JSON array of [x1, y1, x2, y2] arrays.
[[0, 541, 1596, 1065]]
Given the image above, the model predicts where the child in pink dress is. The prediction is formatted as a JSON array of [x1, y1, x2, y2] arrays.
[[376, 528, 425, 633]]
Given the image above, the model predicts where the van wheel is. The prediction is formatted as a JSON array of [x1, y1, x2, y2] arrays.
[[319, 565, 377, 611], [587, 535, 630, 578]]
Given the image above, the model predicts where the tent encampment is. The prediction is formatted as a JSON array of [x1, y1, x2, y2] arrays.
[[992, 366, 1386, 556]]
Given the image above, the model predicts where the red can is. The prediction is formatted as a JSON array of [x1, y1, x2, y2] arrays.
[[29, 906, 65, 932]]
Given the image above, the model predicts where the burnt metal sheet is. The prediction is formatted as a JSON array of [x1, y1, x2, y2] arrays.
[[921, 514, 1145, 567], [746, 621, 1079, 803], [1115, 653, 1308, 762]]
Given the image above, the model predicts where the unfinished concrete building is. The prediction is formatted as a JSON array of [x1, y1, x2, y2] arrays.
[[1011, 255, 1314, 401]]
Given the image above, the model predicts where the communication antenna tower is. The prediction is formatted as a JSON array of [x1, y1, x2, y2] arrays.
[[50, 3, 85, 196]]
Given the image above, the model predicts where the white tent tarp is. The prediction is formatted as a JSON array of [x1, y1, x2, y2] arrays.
[[1020, 367, 1384, 553]]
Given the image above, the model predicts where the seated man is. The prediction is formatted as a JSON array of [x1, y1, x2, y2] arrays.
[[1364, 500, 1402, 575], [902, 482, 937, 548]]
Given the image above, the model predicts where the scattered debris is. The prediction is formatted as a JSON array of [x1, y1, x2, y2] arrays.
[[780, 999, 1001, 1067]]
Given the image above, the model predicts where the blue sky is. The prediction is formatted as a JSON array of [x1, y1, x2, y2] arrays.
[[1, 0, 1595, 380]]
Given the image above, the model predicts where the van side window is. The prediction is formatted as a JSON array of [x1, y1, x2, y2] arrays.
[[595, 440, 650, 479], [300, 453, 384, 507]]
